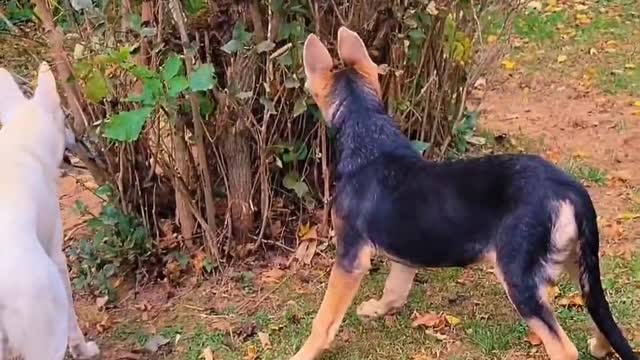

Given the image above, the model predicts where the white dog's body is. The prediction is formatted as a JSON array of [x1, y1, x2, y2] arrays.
[[0, 64, 99, 360]]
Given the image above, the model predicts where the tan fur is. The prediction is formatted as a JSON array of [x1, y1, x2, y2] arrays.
[[356, 261, 417, 318], [290, 245, 373, 360]]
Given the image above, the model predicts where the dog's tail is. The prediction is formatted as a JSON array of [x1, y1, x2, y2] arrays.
[[575, 194, 637, 359]]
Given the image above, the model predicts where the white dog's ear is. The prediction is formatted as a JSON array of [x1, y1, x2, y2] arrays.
[[33, 62, 61, 111], [0, 67, 27, 125]]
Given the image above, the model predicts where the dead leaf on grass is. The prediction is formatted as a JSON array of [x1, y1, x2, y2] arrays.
[[558, 293, 585, 308], [547, 285, 560, 301], [444, 314, 462, 327], [260, 268, 286, 284], [411, 312, 445, 329], [244, 345, 258, 360], [557, 54, 568, 63], [294, 240, 317, 264], [502, 59, 517, 71]]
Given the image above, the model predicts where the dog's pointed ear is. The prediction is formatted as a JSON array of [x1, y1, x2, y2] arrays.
[[33, 62, 61, 110], [336, 27, 381, 97], [0, 68, 27, 124], [337, 27, 375, 68], [303, 33, 333, 82]]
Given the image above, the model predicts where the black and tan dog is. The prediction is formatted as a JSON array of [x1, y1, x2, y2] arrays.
[[290, 27, 637, 360]]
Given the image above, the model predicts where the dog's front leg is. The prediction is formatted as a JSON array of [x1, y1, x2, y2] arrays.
[[357, 261, 417, 319]]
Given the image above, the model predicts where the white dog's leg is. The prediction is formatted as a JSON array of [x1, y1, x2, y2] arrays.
[[50, 216, 99, 359], [51, 249, 100, 359]]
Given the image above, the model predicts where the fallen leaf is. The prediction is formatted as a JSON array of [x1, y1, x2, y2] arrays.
[[96, 296, 109, 309], [527, 1, 542, 11], [445, 314, 462, 326], [487, 35, 498, 44], [616, 213, 640, 221], [547, 285, 560, 300], [202, 347, 215, 360], [633, 101, 640, 107], [244, 345, 258, 360], [258, 332, 272, 350], [411, 312, 445, 329], [526, 330, 543, 346], [301, 225, 319, 241], [294, 239, 318, 264], [625, 63, 636, 69], [260, 268, 286, 284], [558, 293, 585, 308], [143, 335, 170, 353], [557, 54, 568, 63], [502, 59, 517, 70]]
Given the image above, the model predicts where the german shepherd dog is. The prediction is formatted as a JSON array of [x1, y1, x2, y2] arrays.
[[291, 27, 637, 360], [0, 64, 99, 359]]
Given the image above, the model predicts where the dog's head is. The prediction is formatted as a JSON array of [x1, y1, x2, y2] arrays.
[[303, 27, 382, 125], [0, 63, 74, 154]]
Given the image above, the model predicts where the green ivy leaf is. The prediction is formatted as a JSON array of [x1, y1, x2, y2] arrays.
[[166, 76, 189, 98], [293, 97, 307, 117], [104, 107, 154, 142], [189, 64, 216, 91], [162, 54, 184, 81], [85, 70, 108, 103], [283, 171, 309, 198]]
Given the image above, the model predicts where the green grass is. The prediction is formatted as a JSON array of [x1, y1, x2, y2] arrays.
[[562, 158, 608, 186]]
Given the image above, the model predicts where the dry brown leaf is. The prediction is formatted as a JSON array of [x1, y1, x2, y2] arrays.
[[244, 345, 258, 360], [202, 347, 215, 360], [558, 293, 585, 308], [411, 312, 445, 329], [526, 330, 543, 346], [301, 225, 319, 241], [547, 285, 560, 301], [260, 268, 286, 284], [294, 240, 318, 264], [258, 332, 272, 350]]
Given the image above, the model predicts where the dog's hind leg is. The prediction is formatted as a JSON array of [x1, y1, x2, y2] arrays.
[[357, 261, 416, 319], [290, 241, 373, 360], [49, 220, 99, 359]]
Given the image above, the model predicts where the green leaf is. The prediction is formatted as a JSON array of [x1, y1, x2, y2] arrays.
[[129, 14, 142, 32], [259, 96, 276, 114], [283, 171, 309, 198], [85, 70, 108, 103], [256, 40, 275, 53], [293, 97, 307, 117], [162, 54, 183, 81], [189, 64, 216, 91], [198, 94, 215, 118], [74, 61, 93, 79], [95, 184, 114, 200], [232, 21, 252, 44], [221, 39, 242, 54], [104, 107, 154, 142], [129, 65, 157, 79], [141, 78, 163, 105], [411, 140, 431, 155], [166, 76, 189, 98]]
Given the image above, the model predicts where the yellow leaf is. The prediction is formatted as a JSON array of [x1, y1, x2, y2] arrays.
[[445, 314, 462, 326], [301, 225, 319, 241], [487, 35, 498, 44], [297, 223, 310, 237], [547, 285, 560, 300], [557, 54, 568, 63], [244, 345, 258, 360], [502, 59, 517, 70], [625, 63, 636, 69], [616, 213, 640, 221], [633, 101, 640, 107]]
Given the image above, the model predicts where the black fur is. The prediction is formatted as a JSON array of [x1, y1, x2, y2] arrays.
[[329, 69, 636, 359]]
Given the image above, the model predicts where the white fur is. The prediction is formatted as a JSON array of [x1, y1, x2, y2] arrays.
[[0, 64, 99, 360]]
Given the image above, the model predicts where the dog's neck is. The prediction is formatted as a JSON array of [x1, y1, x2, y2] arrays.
[[330, 76, 418, 178]]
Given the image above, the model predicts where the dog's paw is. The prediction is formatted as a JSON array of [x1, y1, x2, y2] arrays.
[[588, 337, 612, 359], [70, 341, 100, 359], [356, 299, 386, 319]]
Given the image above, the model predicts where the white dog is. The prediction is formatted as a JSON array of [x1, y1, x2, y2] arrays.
[[0, 63, 99, 360]]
